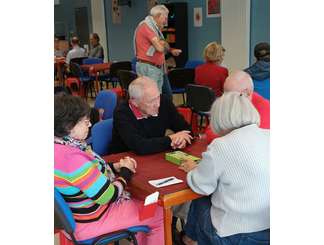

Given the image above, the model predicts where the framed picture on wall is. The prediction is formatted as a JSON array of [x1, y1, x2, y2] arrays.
[[194, 7, 203, 27], [206, 0, 221, 17]]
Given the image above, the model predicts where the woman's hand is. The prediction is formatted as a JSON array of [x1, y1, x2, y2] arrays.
[[114, 156, 137, 173], [179, 159, 198, 173]]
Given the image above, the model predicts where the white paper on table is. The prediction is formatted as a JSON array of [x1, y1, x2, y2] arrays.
[[144, 191, 159, 206], [148, 176, 183, 188]]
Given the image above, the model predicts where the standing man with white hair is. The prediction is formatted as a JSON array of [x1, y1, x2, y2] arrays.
[[179, 92, 270, 245], [109, 76, 192, 155], [134, 4, 182, 95]]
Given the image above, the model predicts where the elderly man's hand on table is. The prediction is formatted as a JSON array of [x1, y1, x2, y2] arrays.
[[168, 130, 193, 149]]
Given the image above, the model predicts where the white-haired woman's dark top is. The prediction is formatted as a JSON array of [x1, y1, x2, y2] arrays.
[[187, 124, 269, 237]]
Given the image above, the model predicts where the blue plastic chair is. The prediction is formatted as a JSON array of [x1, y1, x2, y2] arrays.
[[184, 60, 204, 69], [253, 78, 270, 100], [94, 90, 117, 120], [83, 58, 103, 65], [91, 119, 113, 156], [54, 188, 150, 245]]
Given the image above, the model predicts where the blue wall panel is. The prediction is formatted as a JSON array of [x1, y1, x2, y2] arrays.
[[54, 0, 92, 41], [250, 0, 270, 64]]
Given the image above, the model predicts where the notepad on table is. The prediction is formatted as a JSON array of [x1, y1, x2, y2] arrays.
[[148, 176, 183, 188]]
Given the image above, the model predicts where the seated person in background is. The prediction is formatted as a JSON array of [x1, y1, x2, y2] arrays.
[[54, 37, 64, 57], [195, 41, 228, 97], [54, 94, 164, 244], [65, 36, 86, 64], [205, 70, 270, 144], [109, 76, 192, 155], [245, 42, 270, 81], [179, 91, 270, 245], [89, 33, 104, 60]]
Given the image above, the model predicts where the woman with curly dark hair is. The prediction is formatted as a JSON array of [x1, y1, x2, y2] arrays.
[[54, 94, 164, 244]]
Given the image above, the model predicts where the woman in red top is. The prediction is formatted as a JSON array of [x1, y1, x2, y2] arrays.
[[195, 42, 228, 97]]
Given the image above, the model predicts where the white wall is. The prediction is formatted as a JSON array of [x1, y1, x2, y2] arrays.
[[90, 0, 108, 62], [221, 0, 250, 72]]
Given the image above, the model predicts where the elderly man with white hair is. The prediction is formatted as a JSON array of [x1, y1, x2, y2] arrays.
[[134, 4, 182, 94], [109, 76, 192, 155], [205, 70, 270, 144], [179, 92, 270, 245]]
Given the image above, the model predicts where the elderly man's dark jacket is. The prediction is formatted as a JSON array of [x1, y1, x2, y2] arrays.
[[109, 95, 191, 155]]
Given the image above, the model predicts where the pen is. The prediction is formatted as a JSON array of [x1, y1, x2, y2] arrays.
[[156, 177, 175, 186]]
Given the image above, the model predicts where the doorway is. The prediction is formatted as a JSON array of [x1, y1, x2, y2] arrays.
[[75, 6, 90, 48]]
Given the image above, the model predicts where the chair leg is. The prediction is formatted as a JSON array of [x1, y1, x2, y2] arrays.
[[180, 218, 185, 231], [199, 115, 204, 132], [191, 112, 199, 136], [182, 93, 186, 105], [84, 83, 88, 100], [129, 233, 138, 245]]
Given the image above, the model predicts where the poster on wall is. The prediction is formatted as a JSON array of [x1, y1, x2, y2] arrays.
[[112, 0, 121, 24], [207, 0, 221, 17], [147, 0, 158, 11], [194, 8, 203, 27]]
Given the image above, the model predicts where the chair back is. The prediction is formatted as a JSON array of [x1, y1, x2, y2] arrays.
[[253, 78, 270, 100], [70, 57, 87, 65], [117, 70, 138, 93], [184, 60, 204, 69], [131, 57, 137, 72], [83, 57, 103, 65], [55, 187, 151, 245], [168, 68, 195, 89], [65, 77, 81, 96], [94, 90, 117, 120], [69, 62, 83, 78], [91, 118, 114, 156], [109, 61, 132, 78], [54, 188, 76, 237], [186, 84, 216, 113]]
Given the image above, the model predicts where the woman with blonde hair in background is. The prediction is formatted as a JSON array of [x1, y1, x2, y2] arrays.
[[195, 41, 228, 97]]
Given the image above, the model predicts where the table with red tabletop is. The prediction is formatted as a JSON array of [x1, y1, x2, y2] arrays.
[[103, 138, 208, 245], [81, 62, 112, 92]]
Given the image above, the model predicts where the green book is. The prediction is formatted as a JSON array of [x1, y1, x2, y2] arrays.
[[165, 151, 201, 165]]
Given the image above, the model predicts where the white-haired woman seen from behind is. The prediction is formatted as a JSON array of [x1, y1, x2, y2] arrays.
[[179, 92, 270, 245]]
